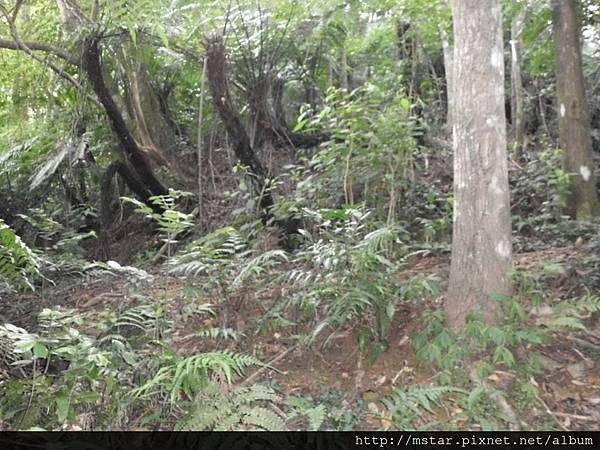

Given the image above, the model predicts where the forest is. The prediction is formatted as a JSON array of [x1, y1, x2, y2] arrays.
[[0, 0, 599, 432]]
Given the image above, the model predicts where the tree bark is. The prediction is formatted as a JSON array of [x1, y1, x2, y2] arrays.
[[197, 58, 207, 221], [440, 28, 454, 131], [446, 0, 513, 329], [510, 2, 526, 158], [552, 0, 600, 219]]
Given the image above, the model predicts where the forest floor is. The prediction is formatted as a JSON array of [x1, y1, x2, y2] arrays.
[[2, 241, 599, 431]]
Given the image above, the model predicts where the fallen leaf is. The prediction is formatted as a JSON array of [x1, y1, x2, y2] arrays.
[[380, 413, 393, 430], [367, 402, 379, 414], [397, 335, 409, 347], [566, 362, 586, 380], [487, 374, 500, 383]]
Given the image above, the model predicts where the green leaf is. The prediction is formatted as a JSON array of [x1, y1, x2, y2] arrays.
[[55, 393, 70, 423], [467, 385, 485, 410], [542, 262, 565, 275], [479, 417, 495, 431], [32, 342, 48, 358], [307, 404, 326, 430], [129, 27, 137, 46], [493, 346, 515, 367], [544, 316, 587, 332], [157, 27, 169, 48], [77, 392, 100, 403], [386, 302, 395, 320]]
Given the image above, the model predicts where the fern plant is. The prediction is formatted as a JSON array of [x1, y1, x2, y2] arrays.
[[278, 209, 428, 361], [0, 219, 42, 291], [168, 226, 248, 278], [175, 383, 286, 431], [382, 385, 466, 430], [130, 350, 264, 402], [286, 395, 327, 430], [169, 226, 288, 302], [1, 307, 134, 429], [115, 303, 171, 341], [195, 327, 244, 342], [122, 189, 195, 258], [232, 249, 289, 288], [537, 294, 600, 332]]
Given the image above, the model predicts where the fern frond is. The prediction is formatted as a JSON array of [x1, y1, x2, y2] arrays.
[[168, 226, 248, 277], [306, 404, 326, 430], [231, 385, 278, 405], [176, 383, 285, 431], [0, 219, 42, 291], [243, 406, 286, 431], [232, 249, 289, 287], [360, 224, 403, 253], [196, 328, 244, 341], [383, 385, 466, 424], [543, 316, 587, 332], [570, 295, 600, 314], [132, 350, 264, 402]]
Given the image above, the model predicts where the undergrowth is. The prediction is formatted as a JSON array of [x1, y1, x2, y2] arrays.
[[2, 172, 599, 431], [0, 294, 267, 430], [395, 266, 600, 431]]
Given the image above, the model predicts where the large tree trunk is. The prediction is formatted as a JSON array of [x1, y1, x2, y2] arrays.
[[446, 0, 513, 329], [510, 2, 526, 158], [552, 0, 600, 220], [81, 38, 167, 200]]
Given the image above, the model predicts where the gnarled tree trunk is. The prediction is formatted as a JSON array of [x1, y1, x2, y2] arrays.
[[82, 38, 167, 200]]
